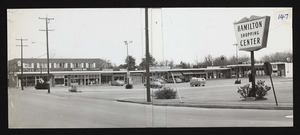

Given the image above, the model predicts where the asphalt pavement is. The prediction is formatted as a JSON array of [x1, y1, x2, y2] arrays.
[[116, 76, 293, 110]]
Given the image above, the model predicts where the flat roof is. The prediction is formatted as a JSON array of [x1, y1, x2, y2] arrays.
[[227, 62, 287, 67], [14, 67, 230, 75]]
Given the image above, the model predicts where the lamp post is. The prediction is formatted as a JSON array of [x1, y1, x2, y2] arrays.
[[233, 44, 238, 77], [124, 40, 133, 85], [233, 43, 240, 84]]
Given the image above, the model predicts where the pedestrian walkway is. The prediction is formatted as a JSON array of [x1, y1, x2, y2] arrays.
[[117, 97, 292, 110]]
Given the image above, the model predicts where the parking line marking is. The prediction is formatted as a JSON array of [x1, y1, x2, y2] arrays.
[[285, 115, 293, 118]]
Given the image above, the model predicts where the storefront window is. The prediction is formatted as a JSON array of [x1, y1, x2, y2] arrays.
[[55, 78, 64, 85]]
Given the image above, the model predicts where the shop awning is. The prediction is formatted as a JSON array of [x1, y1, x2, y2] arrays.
[[182, 72, 194, 75], [170, 72, 183, 76], [192, 72, 206, 75]]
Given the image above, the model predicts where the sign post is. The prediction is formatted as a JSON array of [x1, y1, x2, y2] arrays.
[[171, 73, 183, 103], [263, 62, 278, 106], [234, 16, 270, 97]]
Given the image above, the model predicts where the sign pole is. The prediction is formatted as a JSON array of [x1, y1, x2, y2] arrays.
[[269, 75, 278, 106], [263, 62, 278, 106], [171, 73, 183, 103], [250, 51, 256, 97]]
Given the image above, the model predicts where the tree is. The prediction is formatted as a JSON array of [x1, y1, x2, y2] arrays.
[[99, 59, 113, 70], [227, 55, 238, 65], [213, 55, 227, 67], [139, 54, 158, 70], [261, 51, 293, 62], [157, 59, 175, 69], [177, 61, 190, 69], [203, 55, 213, 66], [125, 55, 136, 71], [118, 64, 127, 69], [238, 55, 251, 64], [168, 59, 175, 69]]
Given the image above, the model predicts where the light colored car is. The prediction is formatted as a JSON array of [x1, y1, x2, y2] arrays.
[[111, 80, 125, 86], [166, 78, 182, 83], [190, 77, 206, 87], [153, 78, 166, 84]]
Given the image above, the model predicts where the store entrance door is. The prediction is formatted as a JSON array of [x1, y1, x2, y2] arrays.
[[64, 79, 68, 86]]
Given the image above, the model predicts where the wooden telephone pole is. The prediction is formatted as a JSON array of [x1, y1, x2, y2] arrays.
[[145, 8, 151, 102], [39, 15, 54, 93], [16, 38, 28, 90]]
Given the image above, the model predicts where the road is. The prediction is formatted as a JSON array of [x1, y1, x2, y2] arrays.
[[8, 83, 293, 128]]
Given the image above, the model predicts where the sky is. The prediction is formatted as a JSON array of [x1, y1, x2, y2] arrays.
[[7, 8, 292, 66]]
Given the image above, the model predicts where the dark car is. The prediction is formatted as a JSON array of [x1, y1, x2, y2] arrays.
[[144, 81, 164, 88], [111, 80, 125, 86]]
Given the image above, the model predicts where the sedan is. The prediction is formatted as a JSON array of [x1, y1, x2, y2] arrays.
[[111, 80, 125, 86]]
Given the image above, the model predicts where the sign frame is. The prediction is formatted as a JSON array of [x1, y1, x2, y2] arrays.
[[233, 16, 271, 51]]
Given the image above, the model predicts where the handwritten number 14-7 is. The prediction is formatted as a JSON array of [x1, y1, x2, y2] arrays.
[[278, 14, 288, 20]]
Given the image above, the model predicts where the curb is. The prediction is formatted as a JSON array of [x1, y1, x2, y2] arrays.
[[116, 99, 293, 110]]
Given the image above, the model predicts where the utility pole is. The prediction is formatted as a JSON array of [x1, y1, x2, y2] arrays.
[[124, 40, 133, 86], [16, 38, 28, 90], [250, 51, 256, 97], [145, 8, 151, 102], [39, 15, 54, 93]]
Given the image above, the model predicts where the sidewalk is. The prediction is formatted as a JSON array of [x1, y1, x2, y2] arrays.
[[117, 98, 292, 110]]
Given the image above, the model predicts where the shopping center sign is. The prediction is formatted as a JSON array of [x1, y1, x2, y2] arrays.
[[234, 16, 270, 51]]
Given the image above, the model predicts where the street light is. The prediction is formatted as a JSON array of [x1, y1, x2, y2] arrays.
[[233, 43, 241, 84], [124, 40, 133, 86]]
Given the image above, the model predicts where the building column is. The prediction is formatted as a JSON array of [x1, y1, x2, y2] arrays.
[[35, 76, 37, 86], [99, 73, 101, 85], [84, 75, 86, 85], [16, 75, 19, 88]]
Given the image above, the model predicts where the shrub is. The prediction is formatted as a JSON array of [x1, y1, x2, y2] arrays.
[[125, 84, 133, 89], [237, 84, 250, 99], [237, 80, 271, 100], [154, 87, 177, 99], [255, 80, 271, 99], [35, 82, 49, 89]]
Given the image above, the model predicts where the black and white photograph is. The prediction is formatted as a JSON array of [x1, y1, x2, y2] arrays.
[[6, 7, 293, 129]]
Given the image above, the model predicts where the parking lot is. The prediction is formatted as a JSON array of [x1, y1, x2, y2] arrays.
[[8, 76, 293, 128], [14, 76, 293, 105]]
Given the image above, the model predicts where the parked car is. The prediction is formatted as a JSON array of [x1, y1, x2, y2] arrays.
[[35, 82, 49, 90], [111, 80, 125, 86], [166, 78, 182, 83], [153, 78, 166, 84], [190, 77, 206, 87], [144, 81, 164, 88]]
